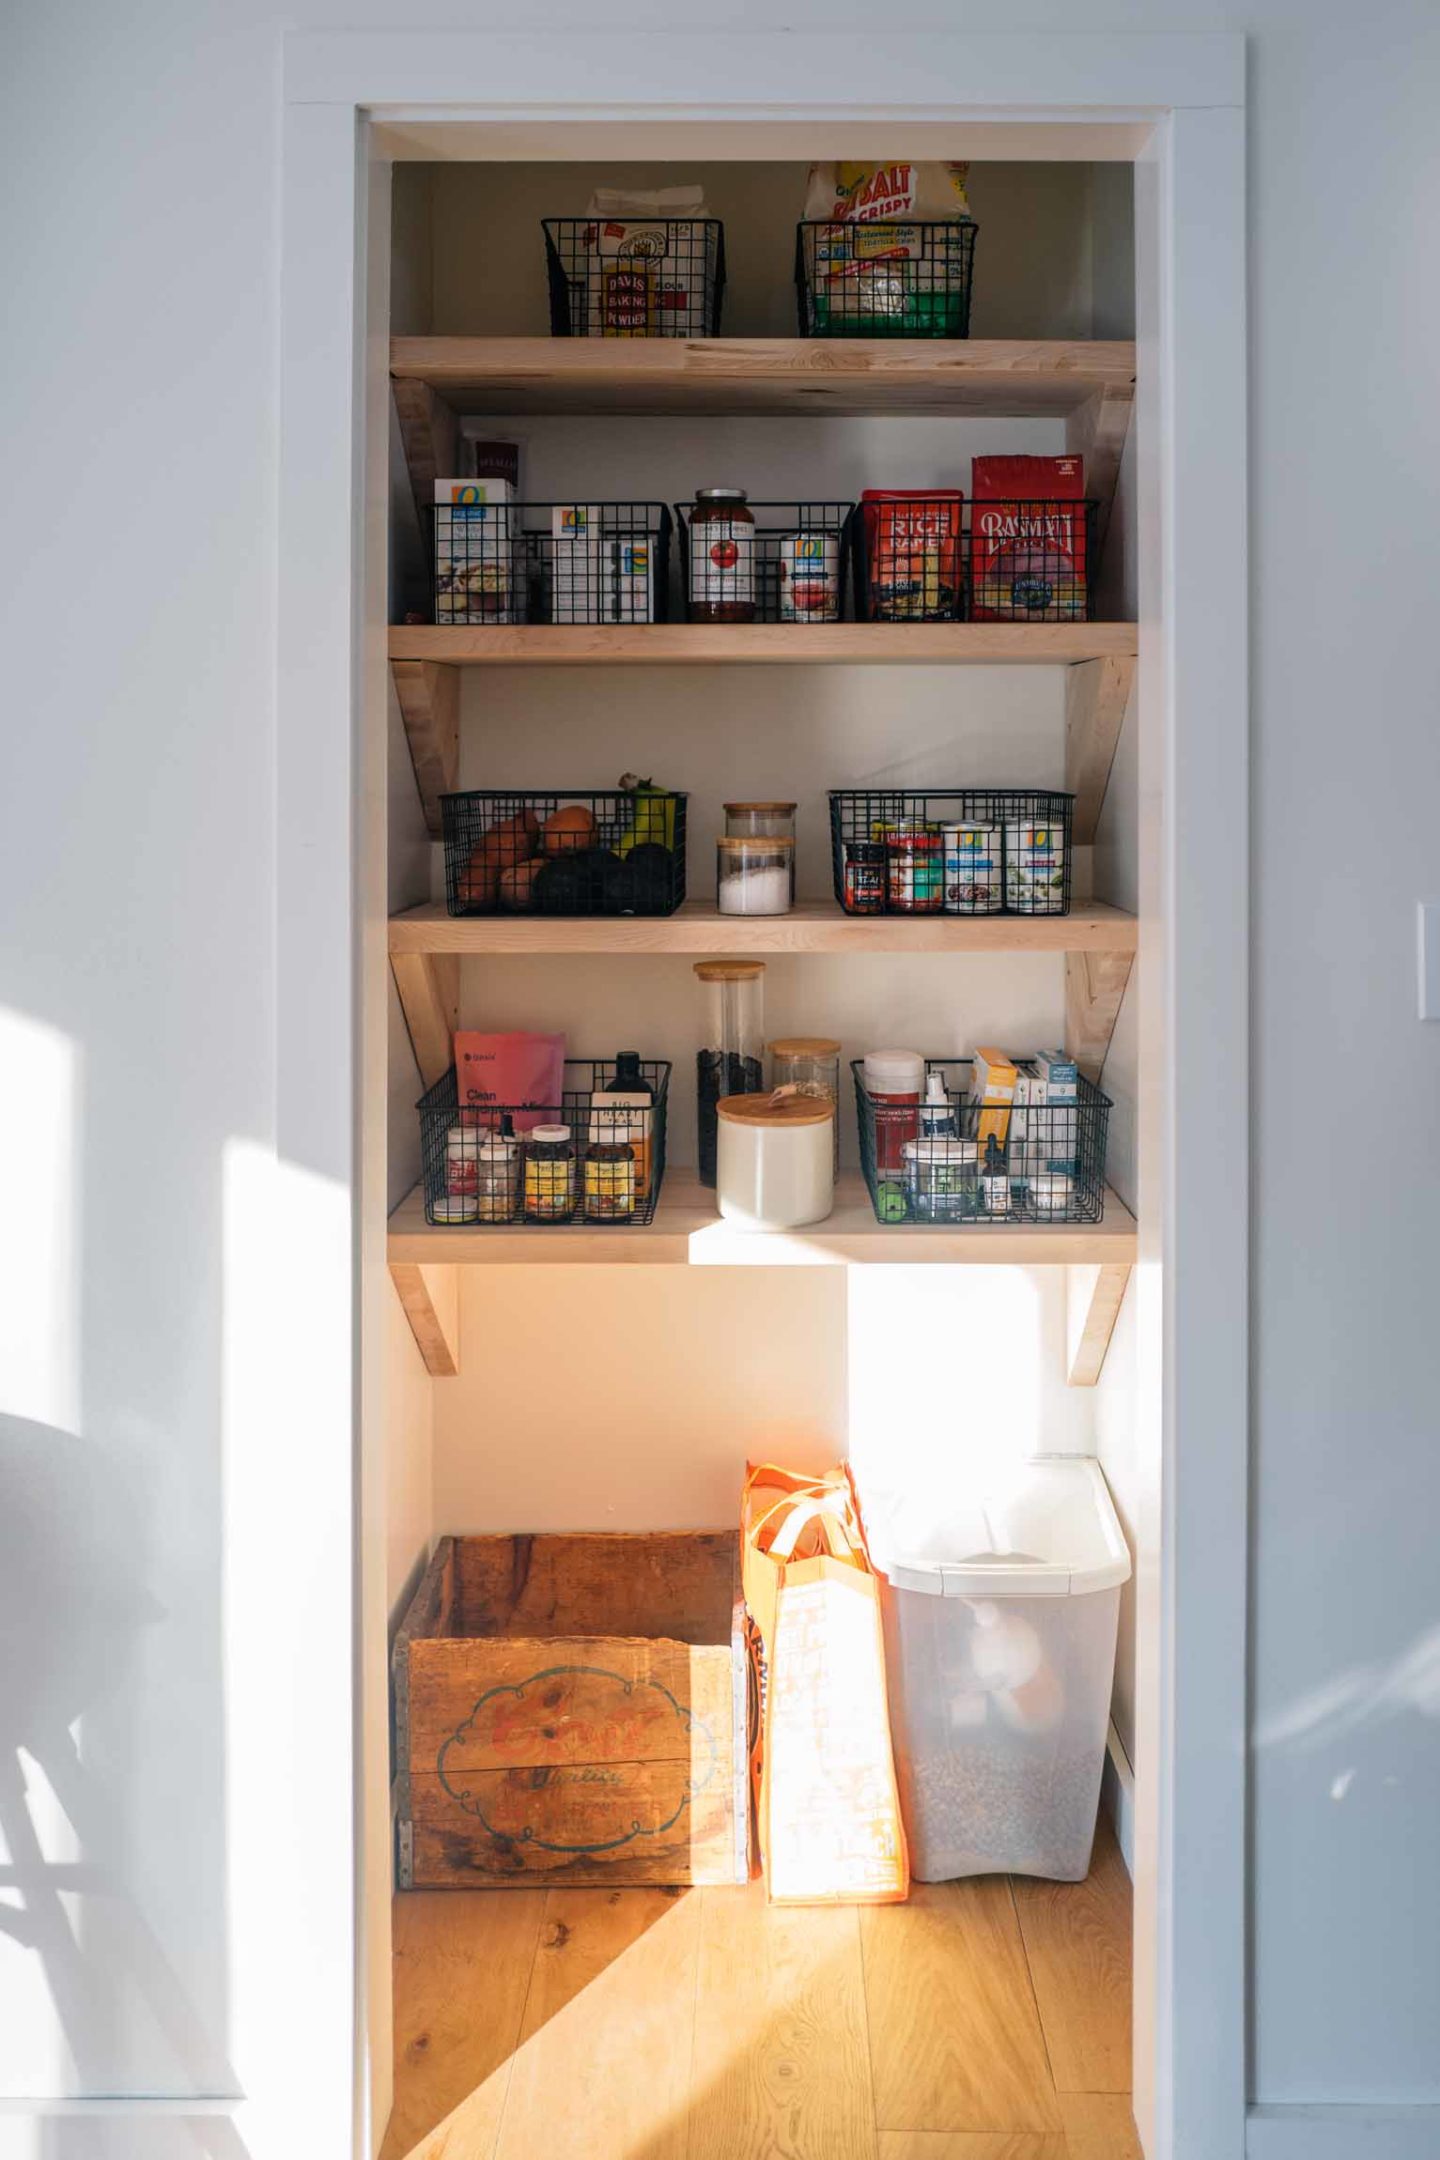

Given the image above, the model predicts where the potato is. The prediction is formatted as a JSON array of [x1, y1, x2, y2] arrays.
[[479, 808, 541, 871], [457, 848, 498, 908], [497, 859, 544, 910]]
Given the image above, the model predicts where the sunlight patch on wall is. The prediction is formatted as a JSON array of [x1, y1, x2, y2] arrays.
[[0, 1011, 78, 1432]]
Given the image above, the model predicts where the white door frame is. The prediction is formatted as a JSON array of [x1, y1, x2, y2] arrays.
[[274, 32, 1248, 2160]]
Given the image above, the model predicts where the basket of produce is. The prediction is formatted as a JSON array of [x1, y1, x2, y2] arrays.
[[441, 780, 687, 918]]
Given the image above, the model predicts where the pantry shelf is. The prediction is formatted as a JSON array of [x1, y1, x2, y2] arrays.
[[389, 623, 1138, 667], [388, 1174, 1138, 1272], [391, 336, 1135, 418], [388, 899, 1138, 958]]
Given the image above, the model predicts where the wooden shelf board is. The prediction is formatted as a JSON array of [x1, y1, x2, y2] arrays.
[[387, 1175, 1138, 1270], [388, 899, 1138, 958], [388, 622, 1138, 668], [391, 337, 1135, 417]]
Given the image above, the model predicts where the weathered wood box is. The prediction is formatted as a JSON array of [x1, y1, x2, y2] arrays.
[[393, 1532, 750, 1889]]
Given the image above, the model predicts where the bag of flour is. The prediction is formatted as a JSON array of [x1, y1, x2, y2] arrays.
[[579, 186, 715, 336]]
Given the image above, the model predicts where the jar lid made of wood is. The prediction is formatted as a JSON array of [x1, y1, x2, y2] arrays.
[[723, 801, 798, 814], [693, 959, 766, 981], [768, 1037, 841, 1058], [717, 1090, 835, 1128], [716, 836, 795, 853]]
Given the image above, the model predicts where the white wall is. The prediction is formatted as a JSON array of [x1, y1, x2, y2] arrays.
[[5, 5, 1440, 2155]]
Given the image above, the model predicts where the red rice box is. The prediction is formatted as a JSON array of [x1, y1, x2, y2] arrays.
[[861, 489, 964, 621], [970, 456, 1087, 621]]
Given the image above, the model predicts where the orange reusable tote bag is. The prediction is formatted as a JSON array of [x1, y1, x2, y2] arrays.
[[741, 1463, 908, 1905]]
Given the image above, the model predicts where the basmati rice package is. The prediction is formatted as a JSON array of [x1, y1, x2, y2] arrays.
[[970, 455, 1088, 622]]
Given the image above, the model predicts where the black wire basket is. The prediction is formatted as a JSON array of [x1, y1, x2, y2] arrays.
[[967, 499, 1098, 623], [796, 220, 977, 338], [441, 788, 688, 917], [432, 500, 672, 626], [854, 496, 1100, 623], [543, 218, 725, 337], [853, 1056, 1110, 1226], [829, 790, 1073, 918], [419, 1060, 672, 1228], [673, 501, 856, 622]]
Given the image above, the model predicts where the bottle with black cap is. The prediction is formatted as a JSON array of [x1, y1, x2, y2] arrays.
[[593, 1052, 654, 1199]]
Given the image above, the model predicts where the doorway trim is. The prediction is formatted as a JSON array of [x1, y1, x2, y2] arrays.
[[275, 32, 1248, 2159]]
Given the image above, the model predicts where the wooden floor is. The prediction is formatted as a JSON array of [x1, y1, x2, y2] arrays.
[[379, 1818, 1138, 2160]]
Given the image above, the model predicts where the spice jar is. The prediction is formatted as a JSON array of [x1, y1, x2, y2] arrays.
[[694, 959, 766, 1188], [769, 1038, 841, 1173], [903, 1135, 980, 1222], [717, 837, 794, 916], [843, 841, 887, 914], [584, 1141, 637, 1221], [689, 488, 756, 622], [716, 1090, 835, 1229], [863, 1050, 925, 1175], [523, 1123, 576, 1221], [887, 831, 943, 913]]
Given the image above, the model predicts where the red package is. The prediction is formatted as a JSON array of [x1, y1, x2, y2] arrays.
[[861, 488, 964, 621], [454, 1030, 566, 1135], [970, 455, 1087, 621]]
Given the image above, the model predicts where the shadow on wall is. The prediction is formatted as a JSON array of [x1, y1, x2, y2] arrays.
[[0, 1414, 249, 2160]]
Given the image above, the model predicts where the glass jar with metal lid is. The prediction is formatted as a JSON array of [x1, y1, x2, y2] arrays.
[[689, 488, 756, 623], [768, 1037, 841, 1172]]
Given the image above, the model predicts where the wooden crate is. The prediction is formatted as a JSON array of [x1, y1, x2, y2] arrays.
[[393, 1531, 750, 1889]]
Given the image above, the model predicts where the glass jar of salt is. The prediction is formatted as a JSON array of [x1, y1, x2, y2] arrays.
[[716, 837, 794, 916]]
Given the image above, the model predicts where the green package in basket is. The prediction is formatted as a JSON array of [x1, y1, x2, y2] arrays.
[[616, 772, 676, 853]]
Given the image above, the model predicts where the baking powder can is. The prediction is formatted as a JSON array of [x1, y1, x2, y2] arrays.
[[777, 529, 840, 620]]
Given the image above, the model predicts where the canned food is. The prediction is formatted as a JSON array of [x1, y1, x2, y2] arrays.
[[1004, 819, 1068, 915], [941, 822, 1003, 914], [887, 834, 943, 913], [777, 529, 841, 620]]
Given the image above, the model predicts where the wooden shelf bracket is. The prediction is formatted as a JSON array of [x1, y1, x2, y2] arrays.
[[392, 659, 459, 837], [1067, 1261, 1132, 1386], [1066, 654, 1134, 846], [392, 949, 459, 1090], [1065, 381, 1134, 559], [1065, 948, 1135, 1084], [392, 377, 457, 532], [390, 1259, 460, 1378]]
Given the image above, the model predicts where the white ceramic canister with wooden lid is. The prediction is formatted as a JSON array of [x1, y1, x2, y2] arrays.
[[716, 1089, 835, 1229]]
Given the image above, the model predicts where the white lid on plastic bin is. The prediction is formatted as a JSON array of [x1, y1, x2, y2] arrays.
[[868, 1456, 1131, 1599]]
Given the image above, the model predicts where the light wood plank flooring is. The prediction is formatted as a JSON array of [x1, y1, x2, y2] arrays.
[[380, 1818, 1139, 2160]]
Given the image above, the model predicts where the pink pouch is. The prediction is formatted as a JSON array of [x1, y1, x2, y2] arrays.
[[454, 1031, 566, 1135]]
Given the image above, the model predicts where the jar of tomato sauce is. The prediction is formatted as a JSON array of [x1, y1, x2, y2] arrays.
[[690, 487, 756, 622]]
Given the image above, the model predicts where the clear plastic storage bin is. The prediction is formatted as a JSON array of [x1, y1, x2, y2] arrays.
[[870, 1456, 1130, 1883]]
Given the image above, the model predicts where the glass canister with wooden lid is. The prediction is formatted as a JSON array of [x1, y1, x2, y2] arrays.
[[694, 959, 766, 1188], [725, 802, 797, 901], [768, 1036, 841, 1172], [716, 1088, 836, 1229]]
